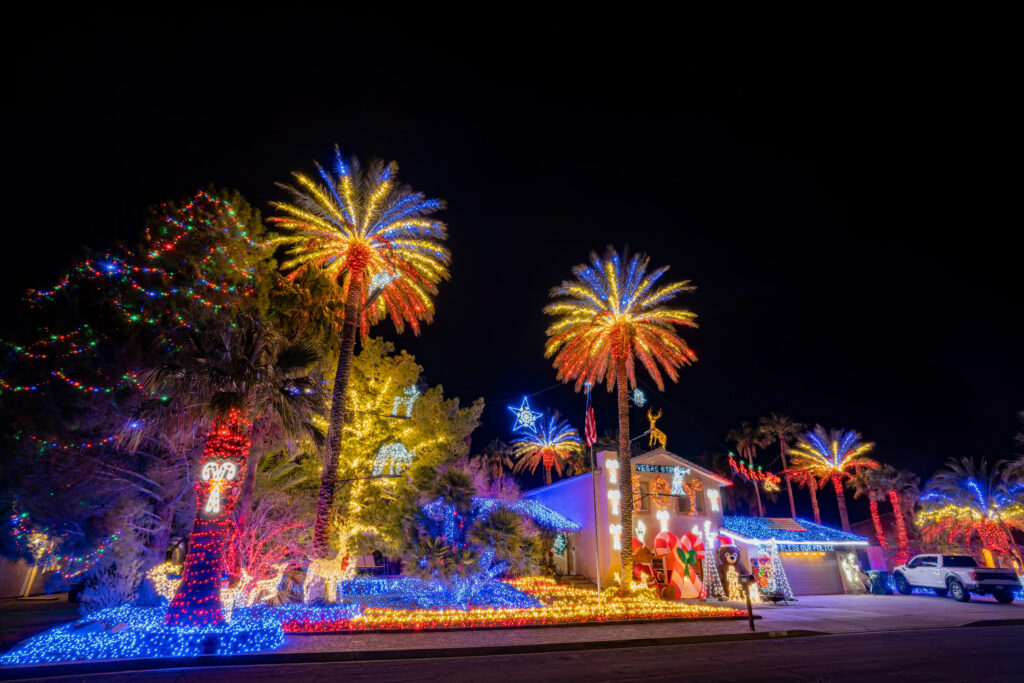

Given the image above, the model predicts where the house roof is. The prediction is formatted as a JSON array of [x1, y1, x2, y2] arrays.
[[474, 497, 582, 532], [720, 516, 869, 545], [630, 448, 733, 486]]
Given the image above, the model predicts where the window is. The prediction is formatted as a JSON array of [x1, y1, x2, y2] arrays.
[[919, 556, 938, 568], [907, 557, 922, 569], [942, 556, 978, 568], [676, 494, 690, 514], [694, 489, 705, 515]]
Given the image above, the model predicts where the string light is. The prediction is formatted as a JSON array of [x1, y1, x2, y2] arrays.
[[605, 458, 619, 484], [372, 442, 417, 476], [390, 385, 420, 418], [6, 509, 118, 580], [608, 489, 621, 515]]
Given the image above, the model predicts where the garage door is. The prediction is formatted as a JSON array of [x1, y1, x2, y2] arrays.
[[780, 552, 844, 595]]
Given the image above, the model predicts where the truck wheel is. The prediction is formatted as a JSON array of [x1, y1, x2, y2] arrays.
[[948, 579, 970, 602], [993, 589, 1014, 604], [894, 573, 913, 595], [933, 588, 947, 597]]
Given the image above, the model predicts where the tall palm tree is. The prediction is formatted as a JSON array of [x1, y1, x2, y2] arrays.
[[270, 148, 450, 558], [132, 315, 323, 626], [850, 468, 888, 550], [478, 438, 515, 483], [759, 414, 805, 518], [512, 413, 583, 486], [787, 426, 878, 531], [544, 247, 697, 585], [727, 422, 772, 516], [917, 457, 1024, 567]]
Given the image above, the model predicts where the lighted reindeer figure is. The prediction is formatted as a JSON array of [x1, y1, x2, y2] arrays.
[[391, 385, 421, 418], [245, 563, 289, 607], [647, 409, 667, 450]]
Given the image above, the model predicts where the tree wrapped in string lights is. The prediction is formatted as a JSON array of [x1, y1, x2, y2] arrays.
[[916, 457, 1024, 568], [544, 247, 698, 585], [786, 426, 878, 531], [270, 149, 451, 559], [512, 412, 582, 486]]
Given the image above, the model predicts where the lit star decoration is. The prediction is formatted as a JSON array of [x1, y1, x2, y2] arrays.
[[508, 396, 543, 433]]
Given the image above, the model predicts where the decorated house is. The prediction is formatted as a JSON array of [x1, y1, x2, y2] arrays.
[[524, 447, 731, 589], [525, 446, 871, 599]]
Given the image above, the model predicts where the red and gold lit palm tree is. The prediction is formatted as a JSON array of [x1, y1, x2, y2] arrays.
[[544, 247, 697, 584], [271, 148, 450, 558], [787, 426, 878, 531], [512, 413, 583, 486]]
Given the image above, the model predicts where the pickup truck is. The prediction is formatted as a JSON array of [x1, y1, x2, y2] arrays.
[[893, 554, 1019, 603]]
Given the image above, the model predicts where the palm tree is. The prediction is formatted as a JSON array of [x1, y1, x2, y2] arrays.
[[270, 149, 450, 559], [850, 468, 888, 550], [132, 314, 323, 626], [792, 468, 822, 524], [917, 457, 1024, 568], [759, 414, 805, 518], [787, 426, 878, 531], [477, 438, 515, 484], [544, 247, 697, 585], [871, 464, 919, 564], [512, 413, 583, 486], [727, 422, 772, 517]]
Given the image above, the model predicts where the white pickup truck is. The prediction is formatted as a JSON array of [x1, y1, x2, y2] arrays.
[[893, 554, 1019, 603]]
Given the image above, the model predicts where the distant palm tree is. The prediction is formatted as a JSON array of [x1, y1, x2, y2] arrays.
[[793, 468, 822, 525], [512, 413, 583, 486], [477, 439, 515, 484], [727, 422, 771, 516], [850, 468, 889, 550], [544, 248, 697, 585], [787, 426, 878, 531], [271, 149, 450, 559], [917, 457, 1024, 567], [873, 464, 919, 565], [759, 414, 805, 518]]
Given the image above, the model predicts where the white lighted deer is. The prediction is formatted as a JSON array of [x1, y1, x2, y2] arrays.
[[391, 385, 421, 418]]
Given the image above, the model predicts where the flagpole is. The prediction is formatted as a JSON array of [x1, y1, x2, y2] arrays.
[[586, 384, 602, 594]]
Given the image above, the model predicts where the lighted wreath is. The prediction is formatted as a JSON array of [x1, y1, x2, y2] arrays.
[[553, 533, 568, 555], [650, 476, 672, 509]]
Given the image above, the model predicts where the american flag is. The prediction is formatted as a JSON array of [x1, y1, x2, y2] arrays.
[[584, 387, 597, 448]]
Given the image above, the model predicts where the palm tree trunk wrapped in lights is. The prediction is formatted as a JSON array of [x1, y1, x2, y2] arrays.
[[270, 149, 450, 560], [544, 247, 698, 588]]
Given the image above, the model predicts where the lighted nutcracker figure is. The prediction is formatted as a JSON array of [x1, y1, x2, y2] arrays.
[[165, 409, 250, 627]]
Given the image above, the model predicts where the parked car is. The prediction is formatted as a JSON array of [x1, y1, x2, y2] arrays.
[[892, 554, 1019, 603]]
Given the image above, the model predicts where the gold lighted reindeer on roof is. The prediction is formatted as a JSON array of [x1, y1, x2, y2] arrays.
[[647, 409, 667, 450]]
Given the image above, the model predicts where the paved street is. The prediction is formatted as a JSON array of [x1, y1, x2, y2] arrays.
[[22, 625, 1024, 681]]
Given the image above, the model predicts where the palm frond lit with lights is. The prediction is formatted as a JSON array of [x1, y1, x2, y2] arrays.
[[787, 426, 878, 485], [512, 413, 583, 485], [269, 147, 451, 335], [543, 248, 697, 392]]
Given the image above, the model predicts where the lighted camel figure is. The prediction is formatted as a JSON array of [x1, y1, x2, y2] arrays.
[[647, 409, 667, 450], [391, 385, 420, 418]]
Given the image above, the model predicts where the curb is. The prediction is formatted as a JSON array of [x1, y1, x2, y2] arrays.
[[0, 628, 826, 680]]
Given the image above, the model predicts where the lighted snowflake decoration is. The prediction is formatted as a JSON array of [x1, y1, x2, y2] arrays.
[[630, 388, 647, 407], [369, 269, 399, 292], [508, 396, 542, 433]]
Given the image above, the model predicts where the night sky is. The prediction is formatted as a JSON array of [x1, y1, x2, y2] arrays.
[[3, 15, 1020, 524]]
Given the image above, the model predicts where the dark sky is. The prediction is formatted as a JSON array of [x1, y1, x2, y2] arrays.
[[3, 14, 1020, 524]]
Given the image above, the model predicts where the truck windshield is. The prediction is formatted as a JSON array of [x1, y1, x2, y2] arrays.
[[942, 556, 978, 567]]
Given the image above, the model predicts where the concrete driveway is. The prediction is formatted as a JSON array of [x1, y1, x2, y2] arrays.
[[749, 592, 1024, 634]]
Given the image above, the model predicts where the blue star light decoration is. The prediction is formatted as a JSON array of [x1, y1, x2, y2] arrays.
[[508, 396, 543, 433]]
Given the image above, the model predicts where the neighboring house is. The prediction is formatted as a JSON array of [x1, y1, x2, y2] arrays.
[[523, 447, 731, 586], [720, 516, 869, 595]]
